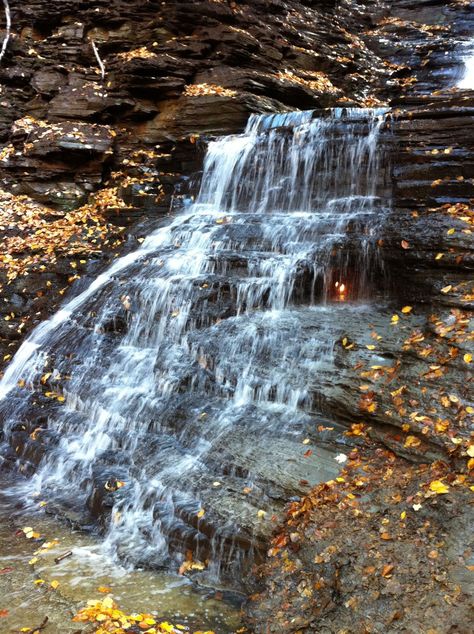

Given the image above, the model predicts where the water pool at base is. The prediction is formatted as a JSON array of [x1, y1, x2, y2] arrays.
[[0, 488, 243, 633]]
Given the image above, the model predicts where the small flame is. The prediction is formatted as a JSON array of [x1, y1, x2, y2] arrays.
[[334, 280, 347, 301]]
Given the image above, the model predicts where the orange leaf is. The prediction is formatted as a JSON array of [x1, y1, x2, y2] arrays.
[[381, 564, 394, 577]]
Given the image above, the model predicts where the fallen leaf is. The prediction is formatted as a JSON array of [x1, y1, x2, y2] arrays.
[[429, 480, 449, 494], [405, 435, 421, 448]]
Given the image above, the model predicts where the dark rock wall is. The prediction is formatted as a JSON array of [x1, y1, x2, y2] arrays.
[[0, 0, 390, 206]]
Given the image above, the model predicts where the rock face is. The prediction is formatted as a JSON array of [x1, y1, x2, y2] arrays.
[[0, 0, 391, 204]]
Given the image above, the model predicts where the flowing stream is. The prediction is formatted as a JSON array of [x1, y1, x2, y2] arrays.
[[0, 108, 390, 591]]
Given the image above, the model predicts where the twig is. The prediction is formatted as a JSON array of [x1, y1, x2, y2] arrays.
[[0, 0, 11, 64], [54, 550, 73, 564], [34, 616, 49, 631], [91, 39, 105, 81]]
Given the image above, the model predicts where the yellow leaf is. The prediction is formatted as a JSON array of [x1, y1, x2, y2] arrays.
[[405, 435, 421, 448], [435, 253, 444, 260], [447, 228, 455, 235], [400, 511, 406, 520], [29, 557, 39, 565], [98, 586, 111, 593], [197, 508, 205, 519], [463, 353, 472, 364], [257, 509, 267, 519], [50, 580, 59, 589], [34, 579, 45, 585], [366, 344, 376, 350], [401, 306, 412, 314], [159, 623, 175, 633], [441, 285, 452, 294], [467, 445, 474, 458], [429, 480, 449, 494], [26, 531, 40, 539], [391, 314, 399, 324]]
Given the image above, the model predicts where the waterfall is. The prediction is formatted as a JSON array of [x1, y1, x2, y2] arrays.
[[0, 108, 389, 580], [458, 39, 474, 89]]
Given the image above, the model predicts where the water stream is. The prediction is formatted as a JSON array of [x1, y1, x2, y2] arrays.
[[458, 38, 474, 89], [0, 109, 390, 596]]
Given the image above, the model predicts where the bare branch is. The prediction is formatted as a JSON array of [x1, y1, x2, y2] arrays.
[[91, 39, 105, 81], [0, 0, 11, 64]]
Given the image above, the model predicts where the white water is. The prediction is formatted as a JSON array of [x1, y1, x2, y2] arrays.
[[0, 108, 389, 578], [458, 39, 474, 89]]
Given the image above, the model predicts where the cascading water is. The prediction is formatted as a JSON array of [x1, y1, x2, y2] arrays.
[[458, 39, 474, 89], [0, 108, 389, 583]]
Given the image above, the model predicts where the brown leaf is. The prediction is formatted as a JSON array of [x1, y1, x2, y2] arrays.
[[0, 567, 13, 575]]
